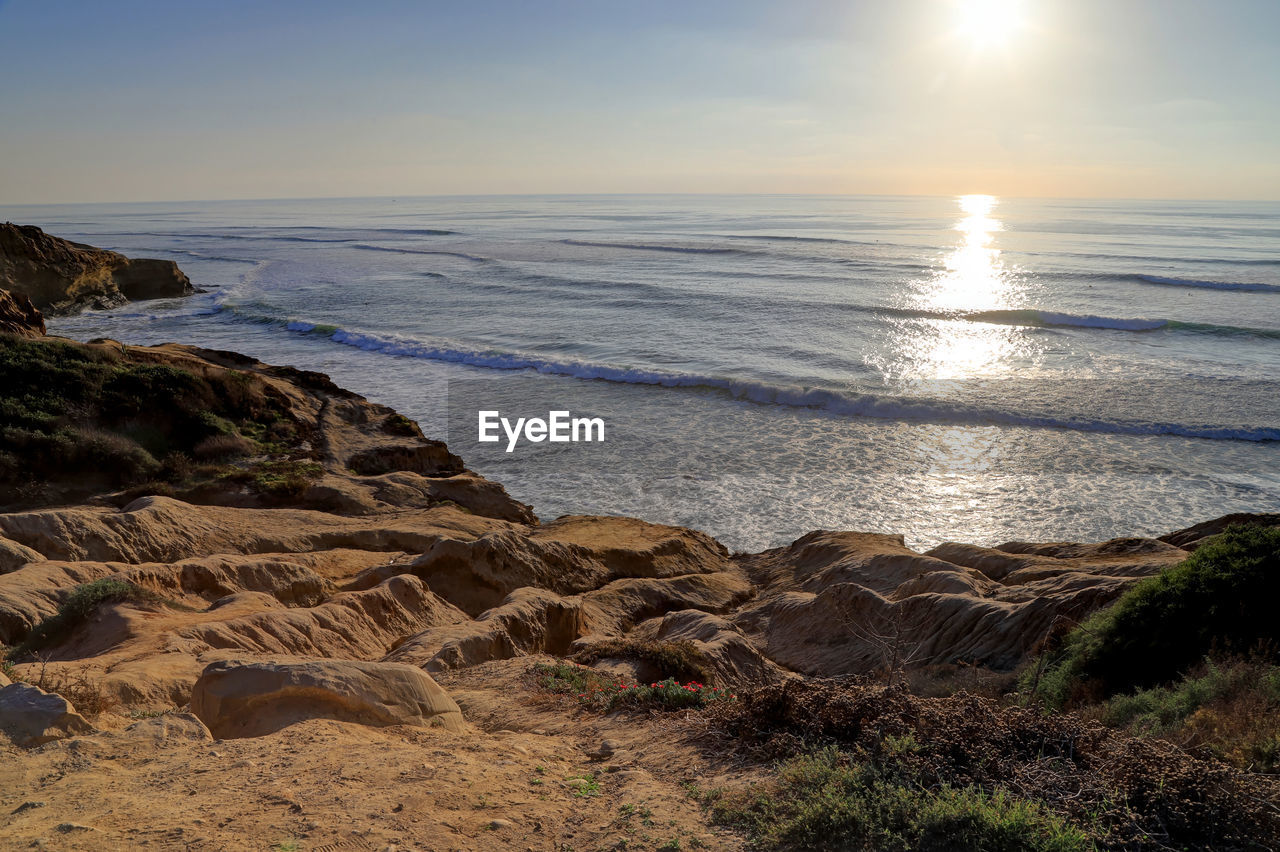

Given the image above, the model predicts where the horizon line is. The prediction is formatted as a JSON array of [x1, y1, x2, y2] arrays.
[[2, 190, 1279, 208]]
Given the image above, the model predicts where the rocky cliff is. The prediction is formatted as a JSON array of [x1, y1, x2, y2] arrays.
[[0, 223, 193, 314], [0, 288, 44, 337], [1, 330, 1277, 850]]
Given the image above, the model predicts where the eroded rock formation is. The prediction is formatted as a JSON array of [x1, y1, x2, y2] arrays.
[[0, 288, 45, 337], [1, 330, 1273, 757], [0, 223, 193, 314]]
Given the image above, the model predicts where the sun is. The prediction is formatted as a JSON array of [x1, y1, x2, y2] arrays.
[[954, 0, 1024, 50]]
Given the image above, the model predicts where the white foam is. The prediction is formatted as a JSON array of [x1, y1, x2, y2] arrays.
[[1138, 275, 1280, 293]]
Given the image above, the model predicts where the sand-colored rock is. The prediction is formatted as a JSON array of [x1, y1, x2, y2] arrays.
[[624, 609, 791, 687], [402, 515, 731, 616], [189, 659, 465, 738], [0, 288, 44, 337], [122, 711, 212, 743], [1160, 512, 1280, 550], [0, 495, 510, 565], [175, 574, 467, 660], [0, 535, 43, 574], [733, 530, 1188, 675], [0, 682, 96, 746], [388, 587, 586, 671], [0, 223, 192, 314]]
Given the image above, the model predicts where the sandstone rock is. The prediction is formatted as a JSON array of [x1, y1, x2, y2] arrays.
[[623, 609, 791, 687], [407, 515, 731, 616], [733, 529, 1187, 675], [586, 739, 620, 759], [122, 712, 212, 743], [387, 587, 584, 671], [189, 659, 465, 738], [0, 682, 95, 746], [0, 495, 507, 565], [176, 574, 467, 660], [0, 223, 192, 314], [0, 288, 44, 337], [0, 670, 9, 687], [1160, 512, 1280, 550], [0, 536, 43, 574]]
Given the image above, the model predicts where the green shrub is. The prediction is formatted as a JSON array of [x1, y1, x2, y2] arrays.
[[532, 661, 734, 712], [1027, 524, 1280, 707], [0, 335, 308, 505], [1097, 659, 1280, 772], [9, 578, 177, 658], [571, 638, 711, 683], [704, 747, 1093, 852]]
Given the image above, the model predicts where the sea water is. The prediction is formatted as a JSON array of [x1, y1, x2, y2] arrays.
[[6, 194, 1278, 551]]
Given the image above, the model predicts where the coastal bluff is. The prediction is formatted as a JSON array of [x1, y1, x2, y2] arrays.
[[0, 223, 193, 315], [2, 323, 1277, 849]]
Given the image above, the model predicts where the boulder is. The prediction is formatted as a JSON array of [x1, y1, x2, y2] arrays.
[[189, 659, 465, 738], [122, 712, 212, 743], [0, 288, 44, 337], [0, 223, 192, 314], [0, 682, 96, 746]]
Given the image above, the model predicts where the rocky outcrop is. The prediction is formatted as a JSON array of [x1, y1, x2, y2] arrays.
[[1160, 512, 1280, 550], [732, 530, 1188, 675], [0, 332, 1244, 724], [0, 682, 96, 746], [189, 659, 465, 738], [0, 333, 535, 520], [0, 288, 45, 337], [0, 223, 193, 314]]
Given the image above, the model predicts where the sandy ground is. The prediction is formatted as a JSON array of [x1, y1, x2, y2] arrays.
[[0, 658, 753, 852]]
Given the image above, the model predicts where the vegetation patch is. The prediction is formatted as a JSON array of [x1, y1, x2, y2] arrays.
[[533, 661, 735, 712], [704, 746, 1092, 852], [571, 638, 711, 684], [1026, 524, 1280, 707], [0, 334, 310, 506], [1088, 657, 1280, 773], [9, 578, 188, 659], [701, 678, 1280, 850]]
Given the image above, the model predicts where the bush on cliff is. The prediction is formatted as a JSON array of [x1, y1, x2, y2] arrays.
[[702, 679, 1280, 850], [10, 578, 187, 658], [1027, 524, 1280, 708], [0, 334, 304, 504], [704, 747, 1093, 852], [1096, 657, 1280, 772]]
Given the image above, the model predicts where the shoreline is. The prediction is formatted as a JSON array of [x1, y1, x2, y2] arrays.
[[3, 234, 1279, 850]]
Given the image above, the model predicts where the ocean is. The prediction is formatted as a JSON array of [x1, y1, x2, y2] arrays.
[[4, 194, 1278, 551]]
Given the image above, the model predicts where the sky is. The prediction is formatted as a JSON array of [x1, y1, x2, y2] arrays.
[[0, 0, 1277, 203]]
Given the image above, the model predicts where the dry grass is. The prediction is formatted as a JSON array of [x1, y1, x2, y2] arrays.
[[699, 678, 1280, 851]]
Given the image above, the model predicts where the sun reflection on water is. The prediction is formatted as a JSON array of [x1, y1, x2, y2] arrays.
[[878, 194, 1030, 383]]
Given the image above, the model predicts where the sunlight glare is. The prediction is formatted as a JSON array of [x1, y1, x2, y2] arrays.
[[955, 0, 1024, 49]]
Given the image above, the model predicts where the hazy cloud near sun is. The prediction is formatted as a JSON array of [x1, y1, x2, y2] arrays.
[[0, 0, 1277, 202]]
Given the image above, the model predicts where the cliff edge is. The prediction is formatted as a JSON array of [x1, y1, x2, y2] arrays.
[[0, 223, 193, 314]]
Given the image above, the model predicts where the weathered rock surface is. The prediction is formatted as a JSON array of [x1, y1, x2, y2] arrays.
[[1160, 511, 1280, 550], [401, 515, 732, 615], [0, 332, 1240, 728], [0, 223, 193, 314], [0, 288, 45, 337], [122, 711, 212, 743], [189, 659, 465, 738], [733, 530, 1189, 675], [0, 682, 96, 746]]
